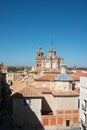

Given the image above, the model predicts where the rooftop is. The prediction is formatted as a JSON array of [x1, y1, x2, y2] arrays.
[[51, 90, 79, 97], [10, 80, 42, 98], [34, 74, 57, 81]]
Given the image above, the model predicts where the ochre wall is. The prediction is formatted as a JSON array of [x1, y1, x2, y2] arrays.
[[41, 109, 79, 127]]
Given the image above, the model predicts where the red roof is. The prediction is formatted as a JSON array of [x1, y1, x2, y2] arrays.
[[0, 65, 7, 70], [34, 74, 57, 81], [11, 80, 42, 97], [71, 70, 87, 81], [75, 70, 87, 76], [19, 86, 42, 97]]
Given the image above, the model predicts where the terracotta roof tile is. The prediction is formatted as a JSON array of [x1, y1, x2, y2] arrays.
[[0, 65, 7, 70], [51, 90, 79, 96], [10, 80, 42, 97], [19, 86, 42, 97], [71, 70, 87, 81], [10, 81, 26, 95], [74, 70, 87, 76], [34, 74, 57, 81]]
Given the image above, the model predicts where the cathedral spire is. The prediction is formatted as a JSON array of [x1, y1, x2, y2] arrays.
[[49, 39, 55, 52]]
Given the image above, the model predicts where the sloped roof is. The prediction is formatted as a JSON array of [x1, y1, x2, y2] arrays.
[[19, 86, 42, 97], [71, 70, 87, 81], [75, 70, 87, 76], [51, 90, 79, 97], [10, 80, 42, 98], [34, 74, 57, 81]]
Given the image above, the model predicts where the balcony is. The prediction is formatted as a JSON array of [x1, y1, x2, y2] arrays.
[[82, 104, 86, 111]]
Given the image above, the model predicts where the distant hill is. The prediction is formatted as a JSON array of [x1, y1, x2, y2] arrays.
[[68, 67, 87, 70]]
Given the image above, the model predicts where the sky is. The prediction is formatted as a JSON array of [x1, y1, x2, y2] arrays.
[[0, 0, 87, 67]]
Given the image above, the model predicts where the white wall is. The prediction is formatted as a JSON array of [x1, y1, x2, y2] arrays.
[[80, 77, 87, 130]]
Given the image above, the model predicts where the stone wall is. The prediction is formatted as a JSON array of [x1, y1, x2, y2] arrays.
[[53, 96, 79, 114]]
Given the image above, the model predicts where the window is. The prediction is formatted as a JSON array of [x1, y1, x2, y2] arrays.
[[38, 54, 41, 56]]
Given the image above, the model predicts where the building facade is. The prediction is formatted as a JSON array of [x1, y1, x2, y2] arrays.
[[31, 65, 80, 129], [80, 77, 87, 130]]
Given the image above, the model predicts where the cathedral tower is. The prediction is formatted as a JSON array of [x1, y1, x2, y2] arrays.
[[36, 47, 45, 67], [48, 44, 56, 59], [35, 43, 64, 69]]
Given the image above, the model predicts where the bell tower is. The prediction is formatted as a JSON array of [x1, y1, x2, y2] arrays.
[[36, 47, 45, 67]]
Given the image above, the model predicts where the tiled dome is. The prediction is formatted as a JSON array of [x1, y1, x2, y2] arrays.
[[55, 72, 72, 81]]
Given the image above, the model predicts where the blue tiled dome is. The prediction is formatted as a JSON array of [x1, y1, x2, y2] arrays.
[[55, 72, 72, 81]]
